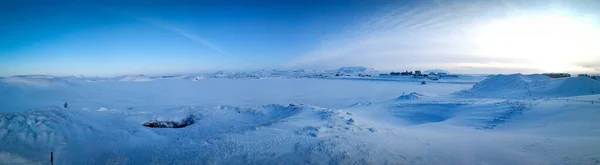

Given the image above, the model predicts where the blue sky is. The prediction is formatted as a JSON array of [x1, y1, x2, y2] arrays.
[[1, 0, 600, 76]]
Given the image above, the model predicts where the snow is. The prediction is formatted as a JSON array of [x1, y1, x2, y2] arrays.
[[118, 74, 153, 82], [1, 78, 469, 113], [335, 66, 375, 74], [0, 75, 74, 87], [1, 72, 600, 164], [458, 74, 600, 98], [188, 76, 205, 81], [396, 92, 427, 100], [424, 69, 449, 74]]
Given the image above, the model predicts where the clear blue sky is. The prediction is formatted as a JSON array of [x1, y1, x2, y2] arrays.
[[1, 0, 599, 76]]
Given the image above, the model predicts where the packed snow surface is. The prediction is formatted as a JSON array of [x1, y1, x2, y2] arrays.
[[1, 73, 599, 164]]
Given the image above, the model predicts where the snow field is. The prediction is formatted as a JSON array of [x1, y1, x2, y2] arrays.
[[1, 74, 600, 164]]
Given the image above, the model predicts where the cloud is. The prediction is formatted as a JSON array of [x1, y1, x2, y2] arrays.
[[99, 7, 229, 56], [288, 1, 503, 70], [135, 17, 230, 56], [289, 0, 600, 74]]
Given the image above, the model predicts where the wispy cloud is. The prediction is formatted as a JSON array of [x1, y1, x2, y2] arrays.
[[135, 17, 230, 56], [100, 7, 229, 56], [288, 1, 499, 71], [289, 0, 600, 73]]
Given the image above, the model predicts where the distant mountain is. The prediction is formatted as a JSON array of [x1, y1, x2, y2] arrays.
[[336, 67, 375, 74], [1, 67, 386, 84], [118, 75, 153, 82], [1, 75, 75, 86], [424, 69, 449, 74]]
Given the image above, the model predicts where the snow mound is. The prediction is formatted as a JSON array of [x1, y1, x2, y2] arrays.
[[118, 75, 153, 82], [336, 66, 374, 74], [459, 74, 600, 98], [396, 92, 427, 100]]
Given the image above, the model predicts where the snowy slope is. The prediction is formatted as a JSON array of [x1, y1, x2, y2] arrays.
[[3, 96, 598, 164], [458, 74, 600, 98], [0, 107, 162, 164]]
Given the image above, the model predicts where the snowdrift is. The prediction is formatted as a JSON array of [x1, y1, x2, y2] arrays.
[[458, 74, 600, 98], [0, 107, 160, 164], [0, 104, 306, 164]]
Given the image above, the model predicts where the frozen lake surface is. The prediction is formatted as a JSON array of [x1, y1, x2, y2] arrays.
[[1, 78, 472, 112]]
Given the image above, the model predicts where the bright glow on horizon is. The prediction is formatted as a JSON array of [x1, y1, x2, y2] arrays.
[[471, 12, 600, 73]]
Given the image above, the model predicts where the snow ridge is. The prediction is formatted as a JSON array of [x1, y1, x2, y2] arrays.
[[458, 74, 600, 98]]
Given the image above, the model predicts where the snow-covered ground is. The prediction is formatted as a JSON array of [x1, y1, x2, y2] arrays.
[[1, 73, 599, 164]]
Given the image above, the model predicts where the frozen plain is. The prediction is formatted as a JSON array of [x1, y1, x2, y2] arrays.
[[1, 73, 600, 165]]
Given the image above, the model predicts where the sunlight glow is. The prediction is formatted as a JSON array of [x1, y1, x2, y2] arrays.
[[471, 12, 600, 73]]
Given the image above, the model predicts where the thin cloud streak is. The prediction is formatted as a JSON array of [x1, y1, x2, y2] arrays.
[[136, 17, 230, 56], [100, 7, 230, 56]]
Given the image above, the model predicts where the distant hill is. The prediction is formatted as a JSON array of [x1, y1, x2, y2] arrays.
[[424, 69, 449, 74], [457, 74, 600, 98], [336, 66, 375, 74]]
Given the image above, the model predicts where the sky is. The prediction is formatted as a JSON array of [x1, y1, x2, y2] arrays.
[[1, 0, 600, 76]]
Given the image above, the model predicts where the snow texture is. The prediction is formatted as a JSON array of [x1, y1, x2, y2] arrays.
[[457, 74, 600, 98], [1, 71, 600, 164]]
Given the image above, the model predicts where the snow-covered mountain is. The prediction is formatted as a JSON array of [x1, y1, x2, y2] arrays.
[[335, 66, 375, 74], [0, 67, 477, 86], [0, 75, 77, 86], [424, 69, 449, 74], [118, 75, 153, 82]]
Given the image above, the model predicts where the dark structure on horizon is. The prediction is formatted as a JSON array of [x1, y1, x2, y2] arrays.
[[543, 73, 571, 78]]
